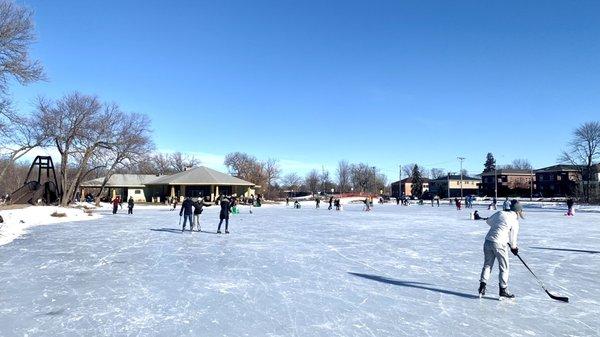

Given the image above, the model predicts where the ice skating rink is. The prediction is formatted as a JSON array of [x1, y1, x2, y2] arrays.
[[1, 202, 599, 336]]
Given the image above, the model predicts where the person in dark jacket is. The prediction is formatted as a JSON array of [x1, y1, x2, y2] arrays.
[[315, 196, 321, 208], [566, 198, 575, 216], [192, 197, 211, 231], [180, 197, 194, 232], [328, 196, 334, 210], [473, 210, 487, 220], [217, 196, 232, 234], [127, 197, 134, 214]]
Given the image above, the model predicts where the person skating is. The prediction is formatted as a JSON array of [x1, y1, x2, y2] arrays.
[[179, 197, 194, 232], [328, 196, 333, 210], [127, 196, 134, 214], [334, 198, 341, 211], [294, 200, 301, 209], [488, 197, 497, 210], [473, 210, 487, 220], [364, 198, 371, 211], [112, 196, 120, 214], [286, 197, 290, 206], [435, 195, 440, 207], [478, 199, 523, 299], [566, 198, 575, 216], [502, 197, 510, 211], [315, 196, 321, 208], [192, 197, 211, 231], [217, 196, 232, 234]]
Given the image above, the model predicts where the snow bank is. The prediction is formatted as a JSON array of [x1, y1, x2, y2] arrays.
[[0, 205, 102, 246]]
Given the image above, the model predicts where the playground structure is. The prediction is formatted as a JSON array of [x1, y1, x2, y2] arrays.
[[10, 156, 61, 205]]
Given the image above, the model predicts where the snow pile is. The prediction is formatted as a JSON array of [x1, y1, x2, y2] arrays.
[[0, 205, 101, 246]]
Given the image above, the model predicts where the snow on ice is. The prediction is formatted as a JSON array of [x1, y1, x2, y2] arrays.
[[0, 201, 599, 336]]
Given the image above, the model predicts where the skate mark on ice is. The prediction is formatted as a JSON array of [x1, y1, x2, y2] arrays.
[[149, 228, 183, 234], [529, 246, 600, 254], [349, 272, 494, 300]]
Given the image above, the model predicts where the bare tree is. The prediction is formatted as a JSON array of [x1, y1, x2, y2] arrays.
[[94, 112, 154, 198], [430, 168, 446, 179], [501, 158, 533, 170], [281, 173, 302, 191], [305, 169, 320, 194], [223, 151, 266, 187], [402, 164, 416, 179], [0, 105, 47, 182], [559, 121, 600, 202], [169, 152, 199, 172], [336, 160, 351, 193], [351, 163, 375, 192], [320, 167, 334, 192], [0, 0, 45, 94], [35, 92, 119, 206], [262, 158, 280, 198]]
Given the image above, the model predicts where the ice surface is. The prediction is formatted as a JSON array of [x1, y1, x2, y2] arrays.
[[1, 202, 599, 336]]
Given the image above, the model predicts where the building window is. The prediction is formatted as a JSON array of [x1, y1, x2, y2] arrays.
[[135, 190, 142, 194]]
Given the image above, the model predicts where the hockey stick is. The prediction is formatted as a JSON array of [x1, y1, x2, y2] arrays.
[[516, 253, 569, 303]]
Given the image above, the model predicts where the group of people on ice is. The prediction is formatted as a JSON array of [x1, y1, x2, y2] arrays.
[[179, 194, 242, 234], [111, 196, 135, 215]]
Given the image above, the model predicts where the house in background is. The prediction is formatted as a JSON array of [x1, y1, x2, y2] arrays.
[[390, 178, 429, 198], [480, 169, 535, 197], [145, 166, 255, 202], [81, 166, 255, 202], [534, 165, 581, 197], [428, 175, 480, 198], [80, 174, 159, 202]]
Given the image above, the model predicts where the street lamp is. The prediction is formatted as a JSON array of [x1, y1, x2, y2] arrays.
[[458, 157, 465, 198]]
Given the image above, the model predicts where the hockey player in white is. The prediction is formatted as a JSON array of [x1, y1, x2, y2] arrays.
[[478, 199, 524, 299]]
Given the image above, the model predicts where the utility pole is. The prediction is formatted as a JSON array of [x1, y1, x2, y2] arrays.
[[494, 167, 498, 200], [458, 157, 465, 198], [530, 168, 534, 201], [398, 164, 402, 198]]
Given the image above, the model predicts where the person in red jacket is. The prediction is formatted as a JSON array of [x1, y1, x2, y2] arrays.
[[112, 196, 120, 214]]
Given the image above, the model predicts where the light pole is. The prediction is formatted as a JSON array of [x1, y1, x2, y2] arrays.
[[530, 168, 534, 201], [494, 167, 498, 200], [398, 164, 402, 198], [458, 157, 465, 198]]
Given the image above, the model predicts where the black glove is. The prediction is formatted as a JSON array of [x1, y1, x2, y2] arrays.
[[510, 246, 519, 256]]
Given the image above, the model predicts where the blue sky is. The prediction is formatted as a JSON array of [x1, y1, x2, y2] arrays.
[[11, 0, 600, 180]]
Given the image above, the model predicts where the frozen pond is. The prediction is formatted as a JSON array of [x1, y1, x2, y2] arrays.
[[1, 202, 599, 336]]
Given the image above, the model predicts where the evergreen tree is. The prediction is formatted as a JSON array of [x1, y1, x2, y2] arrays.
[[411, 164, 424, 198], [484, 153, 496, 173]]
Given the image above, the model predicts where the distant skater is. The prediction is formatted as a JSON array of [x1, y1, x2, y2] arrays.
[[294, 200, 301, 209], [112, 196, 120, 214], [566, 198, 575, 216], [127, 196, 134, 214], [286, 197, 290, 206], [315, 196, 321, 208], [217, 196, 232, 234], [180, 197, 194, 232], [193, 197, 211, 231], [473, 210, 487, 220], [455, 198, 461, 210], [334, 198, 341, 211], [363, 198, 371, 211], [435, 195, 440, 207], [478, 200, 523, 299], [328, 196, 333, 210], [488, 197, 497, 210], [502, 197, 510, 211]]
